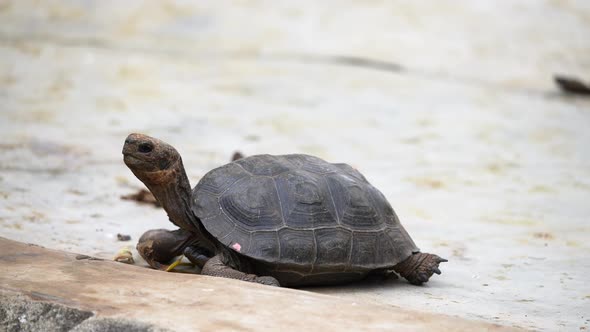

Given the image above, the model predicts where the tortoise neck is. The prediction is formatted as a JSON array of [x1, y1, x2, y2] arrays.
[[140, 158, 196, 231], [136, 158, 219, 254]]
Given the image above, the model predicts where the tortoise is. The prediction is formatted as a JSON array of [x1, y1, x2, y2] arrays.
[[123, 133, 446, 287]]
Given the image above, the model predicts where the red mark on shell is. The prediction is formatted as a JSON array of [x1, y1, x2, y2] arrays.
[[231, 243, 242, 252]]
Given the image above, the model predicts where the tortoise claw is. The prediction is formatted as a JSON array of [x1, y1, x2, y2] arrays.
[[433, 267, 441, 275]]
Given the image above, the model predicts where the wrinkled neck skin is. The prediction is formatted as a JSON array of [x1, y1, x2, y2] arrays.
[[134, 158, 217, 254]]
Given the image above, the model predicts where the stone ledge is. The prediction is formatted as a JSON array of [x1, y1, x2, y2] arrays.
[[0, 291, 166, 332], [0, 237, 520, 331]]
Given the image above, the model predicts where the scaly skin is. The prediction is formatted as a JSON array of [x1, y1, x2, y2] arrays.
[[393, 253, 447, 285], [201, 255, 280, 286]]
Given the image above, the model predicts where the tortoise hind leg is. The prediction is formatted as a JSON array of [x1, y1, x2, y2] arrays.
[[201, 255, 280, 287], [393, 252, 447, 285]]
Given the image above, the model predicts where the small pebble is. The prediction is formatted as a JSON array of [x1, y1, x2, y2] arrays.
[[117, 233, 132, 241]]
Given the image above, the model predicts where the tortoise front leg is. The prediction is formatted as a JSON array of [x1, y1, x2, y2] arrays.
[[201, 255, 280, 287], [137, 228, 199, 270], [182, 246, 212, 268]]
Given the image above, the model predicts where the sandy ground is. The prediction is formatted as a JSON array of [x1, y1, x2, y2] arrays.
[[1, 1, 589, 331]]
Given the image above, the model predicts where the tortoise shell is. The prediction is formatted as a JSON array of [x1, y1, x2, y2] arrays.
[[192, 154, 418, 273]]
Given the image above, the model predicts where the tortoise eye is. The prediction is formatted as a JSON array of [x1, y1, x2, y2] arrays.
[[138, 142, 153, 153]]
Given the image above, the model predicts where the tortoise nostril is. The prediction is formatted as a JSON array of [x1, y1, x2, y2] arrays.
[[138, 142, 153, 153]]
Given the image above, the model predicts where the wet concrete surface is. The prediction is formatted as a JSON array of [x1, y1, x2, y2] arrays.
[[1, 1, 590, 331]]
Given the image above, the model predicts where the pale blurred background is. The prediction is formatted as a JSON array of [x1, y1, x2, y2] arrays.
[[1, 1, 589, 330]]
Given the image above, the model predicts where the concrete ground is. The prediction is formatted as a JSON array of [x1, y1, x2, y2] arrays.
[[1, 1, 589, 331]]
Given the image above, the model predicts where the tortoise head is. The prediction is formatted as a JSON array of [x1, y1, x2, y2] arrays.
[[123, 133, 199, 232], [122, 133, 181, 184]]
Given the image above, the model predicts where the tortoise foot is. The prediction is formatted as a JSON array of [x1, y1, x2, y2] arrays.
[[201, 255, 281, 287], [393, 253, 447, 285], [255, 276, 280, 287]]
